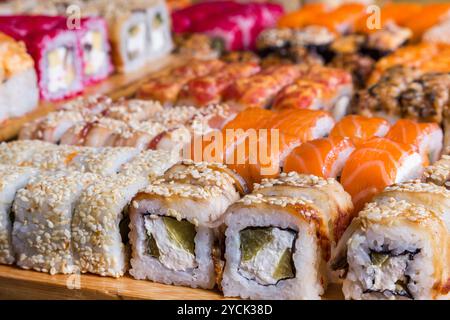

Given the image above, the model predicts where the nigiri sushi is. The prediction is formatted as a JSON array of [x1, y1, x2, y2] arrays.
[[341, 137, 423, 211], [385, 119, 443, 165], [284, 136, 355, 179], [329, 115, 391, 146]]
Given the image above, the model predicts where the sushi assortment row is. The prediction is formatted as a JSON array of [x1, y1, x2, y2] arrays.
[[137, 58, 353, 119], [0, 139, 448, 300], [0, 0, 172, 103]]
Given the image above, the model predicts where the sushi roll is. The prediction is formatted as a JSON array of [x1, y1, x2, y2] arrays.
[[0, 32, 38, 122], [0, 140, 57, 166], [0, 15, 84, 101], [12, 171, 98, 274], [394, 120, 445, 157], [329, 115, 391, 146], [329, 53, 375, 89], [105, 99, 164, 123], [424, 155, 450, 189], [398, 72, 450, 124], [111, 121, 168, 151], [353, 66, 421, 122], [277, 3, 327, 29], [146, 0, 173, 60], [221, 172, 353, 300], [284, 136, 355, 179], [177, 62, 261, 107], [361, 23, 412, 60], [255, 28, 294, 58], [173, 33, 223, 60], [137, 59, 225, 104], [223, 64, 301, 110], [0, 165, 37, 265], [289, 26, 336, 62], [332, 198, 450, 300], [72, 174, 149, 277], [341, 137, 423, 212], [128, 161, 245, 288], [385, 119, 443, 165], [423, 20, 450, 46], [403, 3, 450, 41], [78, 17, 113, 85]]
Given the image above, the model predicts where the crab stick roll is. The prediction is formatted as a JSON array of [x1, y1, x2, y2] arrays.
[[177, 62, 261, 107], [332, 198, 450, 300], [72, 174, 149, 277], [12, 171, 98, 274], [0, 165, 37, 265], [223, 65, 301, 110], [0, 140, 57, 166], [129, 161, 245, 288], [137, 59, 225, 104], [221, 173, 353, 300], [329, 115, 391, 146], [386, 119, 443, 165], [284, 136, 355, 179], [424, 155, 450, 189], [268, 109, 335, 142], [341, 138, 423, 212]]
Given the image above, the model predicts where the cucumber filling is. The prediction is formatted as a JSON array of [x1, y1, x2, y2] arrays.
[[47, 46, 76, 93], [150, 13, 165, 52], [144, 215, 197, 272], [238, 227, 296, 285], [363, 249, 420, 299], [82, 30, 106, 76], [127, 22, 147, 61]]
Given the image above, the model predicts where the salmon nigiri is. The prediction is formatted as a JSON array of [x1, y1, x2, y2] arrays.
[[268, 109, 335, 142], [386, 119, 443, 166], [222, 108, 273, 131], [284, 136, 355, 179], [277, 3, 328, 29], [329, 115, 391, 146], [341, 137, 423, 212]]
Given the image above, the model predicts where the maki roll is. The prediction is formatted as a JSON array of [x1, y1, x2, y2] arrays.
[[0, 15, 84, 101], [78, 17, 113, 85], [398, 72, 450, 124], [329, 115, 391, 146], [177, 62, 261, 107], [341, 137, 423, 211], [12, 171, 98, 274], [256, 28, 294, 58], [0, 165, 37, 265], [146, 0, 173, 60], [332, 197, 450, 300], [129, 161, 245, 288], [72, 174, 149, 277], [329, 53, 375, 89], [0, 140, 57, 166], [424, 155, 450, 189], [289, 26, 336, 63], [284, 136, 355, 179], [120, 149, 180, 178], [221, 172, 353, 300], [0, 32, 38, 122], [353, 66, 421, 122], [137, 59, 225, 105], [173, 33, 223, 60], [386, 119, 443, 166]]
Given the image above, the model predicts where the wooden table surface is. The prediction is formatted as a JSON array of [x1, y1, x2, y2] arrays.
[[0, 265, 344, 300]]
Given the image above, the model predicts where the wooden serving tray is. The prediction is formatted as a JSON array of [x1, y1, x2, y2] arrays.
[[0, 54, 183, 142], [0, 265, 344, 300]]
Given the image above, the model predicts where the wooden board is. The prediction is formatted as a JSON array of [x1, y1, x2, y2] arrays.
[[0, 265, 344, 300], [0, 54, 183, 142]]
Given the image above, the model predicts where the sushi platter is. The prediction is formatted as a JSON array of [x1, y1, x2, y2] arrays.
[[1, 0, 450, 301]]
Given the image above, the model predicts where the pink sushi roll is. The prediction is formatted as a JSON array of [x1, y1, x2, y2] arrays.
[[79, 17, 113, 86], [0, 15, 84, 101]]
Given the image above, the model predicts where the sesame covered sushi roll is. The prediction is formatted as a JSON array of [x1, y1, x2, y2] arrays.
[[221, 173, 353, 300], [424, 155, 450, 189], [12, 171, 98, 274], [332, 198, 450, 300], [129, 161, 246, 289], [72, 174, 149, 277], [119, 149, 180, 178], [0, 140, 57, 166], [0, 165, 37, 265]]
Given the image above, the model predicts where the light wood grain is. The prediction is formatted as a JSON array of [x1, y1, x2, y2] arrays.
[[0, 265, 344, 300], [0, 55, 184, 142]]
